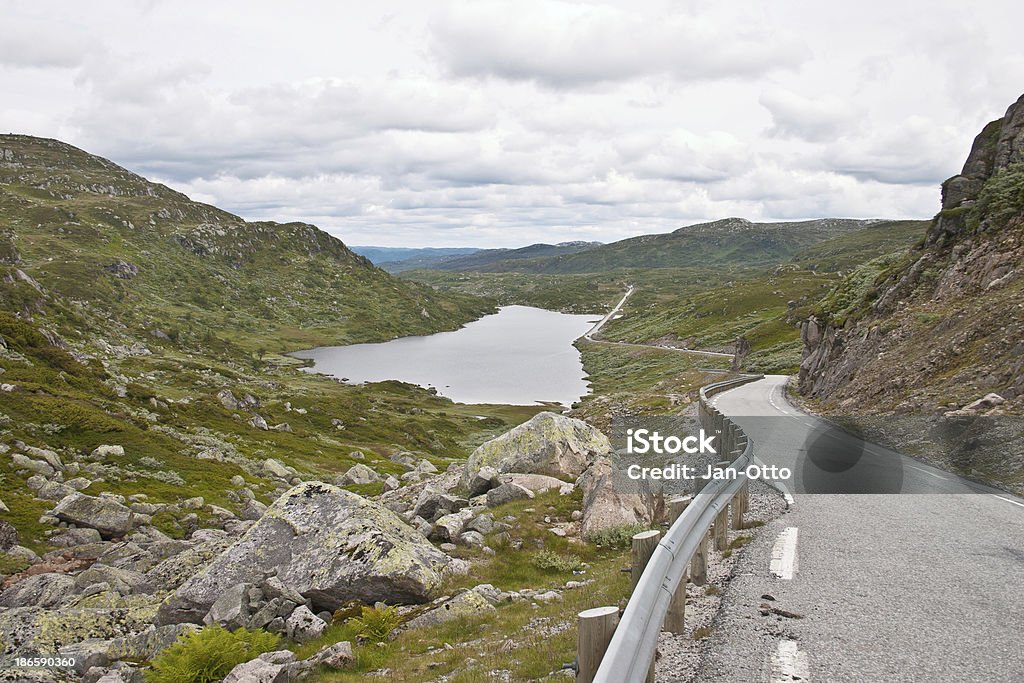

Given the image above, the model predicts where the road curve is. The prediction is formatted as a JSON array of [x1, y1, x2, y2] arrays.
[[688, 375, 1024, 682]]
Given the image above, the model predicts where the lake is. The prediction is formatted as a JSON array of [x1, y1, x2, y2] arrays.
[[290, 306, 601, 406]]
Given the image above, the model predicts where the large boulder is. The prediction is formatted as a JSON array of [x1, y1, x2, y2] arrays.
[[156, 482, 453, 624], [465, 412, 611, 483], [405, 588, 496, 630], [51, 494, 135, 539], [579, 457, 664, 538]]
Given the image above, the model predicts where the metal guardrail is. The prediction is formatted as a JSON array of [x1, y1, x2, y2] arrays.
[[580, 374, 763, 683]]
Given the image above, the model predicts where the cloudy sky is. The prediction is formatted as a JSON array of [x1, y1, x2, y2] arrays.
[[3, 1, 1024, 247]]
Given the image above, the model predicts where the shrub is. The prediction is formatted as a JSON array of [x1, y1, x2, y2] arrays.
[[145, 625, 279, 683], [586, 523, 646, 549], [346, 605, 402, 643], [531, 549, 583, 573]]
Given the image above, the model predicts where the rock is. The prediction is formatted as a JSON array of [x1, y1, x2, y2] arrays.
[[223, 650, 300, 683], [240, 499, 269, 521], [262, 459, 291, 479], [181, 496, 204, 510], [74, 565, 152, 596], [36, 480, 76, 501], [413, 490, 468, 521], [0, 601, 160, 657], [156, 482, 454, 624], [305, 640, 354, 670], [249, 415, 270, 431], [467, 466, 501, 497], [24, 445, 64, 470], [90, 445, 124, 460], [104, 260, 139, 279], [486, 483, 534, 508], [405, 589, 495, 629], [338, 463, 380, 486], [231, 475, 247, 487], [52, 493, 135, 539], [217, 390, 241, 411], [458, 531, 485, 547], [0, 520, 18, 550], [66, 477, 92, 490], [11, 454, 54, 477], [0, 572, 77, 609], [579, 457, 663, 538], [466, 513, 495, 535], [383, 475, 400, 491], [50, 527, 104, 547], [430, 508, 476, 543], [0, 498, 8, 513], [204, 582, 255, 629], [285, 605, 327, 643], [465, 412, 611, 483], [499, 473, 573, 495], [416, 459, 438, 474]]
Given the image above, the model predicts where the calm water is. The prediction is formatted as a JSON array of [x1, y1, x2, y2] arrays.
[[291, 306, 600, 406]]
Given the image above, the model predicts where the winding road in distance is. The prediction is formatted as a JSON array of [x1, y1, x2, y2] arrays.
[[689, 375, 1024, 682]]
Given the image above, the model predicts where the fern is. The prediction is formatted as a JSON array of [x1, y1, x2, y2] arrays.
[[346, 605, 402, 643], [145, 625, 280, 683]]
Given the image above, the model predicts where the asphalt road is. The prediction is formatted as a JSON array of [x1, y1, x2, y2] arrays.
[[690, 375, 1024, 682]]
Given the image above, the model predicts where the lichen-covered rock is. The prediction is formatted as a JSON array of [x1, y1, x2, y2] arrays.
[[285, 605, 326, 643], [51, 494, 135, 539], [156, 482, 453, 624], [50, 528, 103, 548], [0, 573, 77, 609], [465, 412, 611, 483], [0, 599, 160, 656], [404, 589, 495, 630], [499, 473, 573, 495], [223, 650, 302, 683]]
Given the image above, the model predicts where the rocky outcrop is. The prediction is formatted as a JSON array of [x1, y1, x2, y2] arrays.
[[156, 482, 453, 624], [799, 93, 1024, 415], [465, 411, 611, 483]]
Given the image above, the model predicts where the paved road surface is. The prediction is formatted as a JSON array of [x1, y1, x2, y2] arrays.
[[690, 375, 1024, 682]]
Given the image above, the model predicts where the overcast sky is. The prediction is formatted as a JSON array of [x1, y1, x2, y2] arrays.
[[3, 1, 1024, 247]]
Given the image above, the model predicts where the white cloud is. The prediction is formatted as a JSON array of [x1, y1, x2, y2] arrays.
[[2, 0, 1023, 247]]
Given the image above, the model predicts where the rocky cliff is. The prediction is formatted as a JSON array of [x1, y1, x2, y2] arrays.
[[799, 93, 1024, 416]]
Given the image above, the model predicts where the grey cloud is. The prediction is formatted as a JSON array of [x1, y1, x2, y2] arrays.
[[759, 88, 860, 142], [430, 1, 806, 88]]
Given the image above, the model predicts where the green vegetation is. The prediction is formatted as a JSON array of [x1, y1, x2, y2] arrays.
[[585, 523, 647, 548], [531, 549, 584, 573], [346, 605, 403, 643], [145, 626, 280, 683], [972, 162, 1024, 231]]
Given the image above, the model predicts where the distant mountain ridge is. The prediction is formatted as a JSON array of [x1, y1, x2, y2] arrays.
[[407, 218, 911, 274]]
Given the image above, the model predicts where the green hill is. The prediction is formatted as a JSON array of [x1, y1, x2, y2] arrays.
[[0, 134, 492, 353]]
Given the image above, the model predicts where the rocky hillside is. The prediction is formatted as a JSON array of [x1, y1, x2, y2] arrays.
[[799, 93, 1024, 415], [0, 134, 491, 353]]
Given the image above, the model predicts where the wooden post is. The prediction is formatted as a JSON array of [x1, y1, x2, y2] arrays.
[[714, 507, 729, 551], [691, 532, 707, 586], [664, 496, 691, 635], [577, 606, 619, 683], [631, 530, 661, 591]]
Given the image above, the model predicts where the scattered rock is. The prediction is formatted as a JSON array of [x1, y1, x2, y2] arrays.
[[405, 589, 496, 629], [467, 466, 500, 497], [52, 493, 135, 539], [285, 605, 327, 643], [338, 463, 380, 486], [157, 482, 454, 624], [486, 483, 534, 508], [305, 640, 354, 670]]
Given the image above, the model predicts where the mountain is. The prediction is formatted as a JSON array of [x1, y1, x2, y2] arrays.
[[428, 218, 883, 274], [0, 135, 491, 352], [350, 246, 480, 267], [799, 93, 1024, 416], [406, 240, 603, 272]]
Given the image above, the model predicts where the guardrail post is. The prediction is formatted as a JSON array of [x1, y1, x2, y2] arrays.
[[577, 606, 619, 683], [712, 470, 729, 551], [631, 530, 661, 590], [732, 477, 748, 529], [691, 532, 708, 586], [664, 496, 691, 634]]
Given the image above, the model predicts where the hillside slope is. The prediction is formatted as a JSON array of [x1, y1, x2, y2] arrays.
[[799, 93, 1024, 416], [452, 218, 879, 273], [409, 240, 602, 273], [0, 135, 491, 353]]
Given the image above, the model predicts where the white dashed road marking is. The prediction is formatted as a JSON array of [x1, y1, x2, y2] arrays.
[[991, 494, 1024, 509], [770, 527, 799, 580], [771, 639, 810, 682]]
